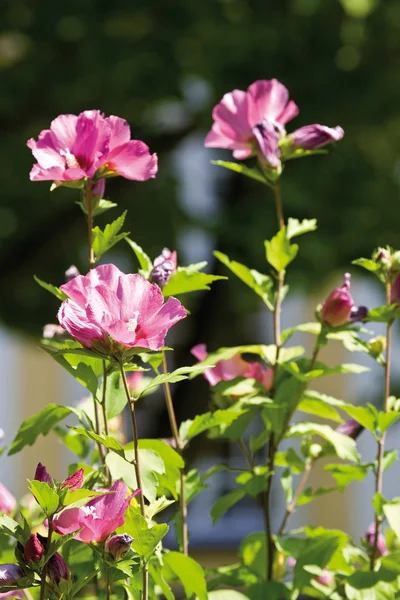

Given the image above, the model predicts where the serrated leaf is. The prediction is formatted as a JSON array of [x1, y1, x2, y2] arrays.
[[179, 409, 245, 441], [71, 428, 126, 458], [214, 251, 274, 310], [352, 258, 380, 273], [139, 365, 206, 397], [34, 275, 68, 301], [286, 422, 359, 462], [211, 160, 269, 185], [366, 305, 400, 323], [29, 480, 60, 515], [210, 488, 246, 524], [297, 486, 334, 506], [92, 199, 118, 216], [286, 218, 317, 239], [265, 227, 298, 272], [106, 447, 165, 503], [236, 468, 269, 498], [92, 211, 129, 261], [324, 464, 369, 491], [163, 552, 207, 600], [139, 439, 183, 499], [378, 411, 400, 433], [125, 238, 153, 275], [239, 532, 267, 579], [54, 426, 90, 459], [383, 449, 398, 471], [163, 266, 226, 297], [298, 394, 343, 423], [120, 507, 168, 560], [9, 404, 72, 455], [0, 515, 26, 544], [146, 496, 175, 520]]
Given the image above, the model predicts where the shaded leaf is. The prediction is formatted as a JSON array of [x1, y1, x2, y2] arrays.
[[92, 211, 129, 261], [265, 227, 298, 272], [211, 488, 246, 524], [9, 404, 72, 455], [163, 551, 207, 600]]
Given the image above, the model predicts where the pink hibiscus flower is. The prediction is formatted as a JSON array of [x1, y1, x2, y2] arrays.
[[53, 480, 138, 543], [205, 78, 343, 168], [191, 344, 273, 390], [57, 264, 187, 353], [27, 110, 157, 183], [0, 483, 16, 515]]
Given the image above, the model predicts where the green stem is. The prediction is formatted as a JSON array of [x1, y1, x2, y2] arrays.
[[161, 350, 188, 556], [105, 564, 111, 600], [119, 361, 148, 600], [370, 280, 393, 570], [39, 516, 53, 600], [278, 459, 315, 535], [274, 179, 284, 231], [101, 360, 112, 486], [83, 182, 95, 269]]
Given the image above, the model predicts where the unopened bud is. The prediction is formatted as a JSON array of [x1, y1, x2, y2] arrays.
[[47, 553, 69, 583], [320, 274, 354, 327], [374, 248, 391, 265], [349, 305, 368, 322], [336, 419, 364, 440], [365, 523, 387, 558], [34, 463, 52, 486], [368, 336, 386, 356], [291, 124, 344, 150], [105, 534, 133, 560], [391, 274, 400, 305], [0, 564, 23, 586], [149, 248, 177, 288], [61, 468, 84, 492], [64, 266, 80, 283], [42, 324, 67, 340], [391, 251, 400, 272], [24, 534, 44, 563], [309, 443, 323, 458], [315, 569, 334, 587]]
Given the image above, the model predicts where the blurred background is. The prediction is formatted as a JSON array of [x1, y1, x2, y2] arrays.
[[1, 0, 400, 561]]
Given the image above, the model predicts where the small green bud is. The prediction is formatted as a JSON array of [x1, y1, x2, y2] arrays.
[[368, 335, 386, 356]]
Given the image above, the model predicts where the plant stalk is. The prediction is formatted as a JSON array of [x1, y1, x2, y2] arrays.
[[370, 279, 393, 570], [278, 459, 314, 535], [119, 362, 148, 599], [105, 564, 111, 600], [39, 516, 53, 600], [161, 350, 188, 556]]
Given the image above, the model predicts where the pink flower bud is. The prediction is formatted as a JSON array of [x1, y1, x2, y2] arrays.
[[92, 179, 105, 201], [24, 534, 44, 563], [365, 523, 387, 558], [105, 534, 133, 560], [34, 463, 52, 486], [0, 565, 23, 586], [336, 419, 364, 440], [61, 469, 84, 491], [315, 569, 334, 587], [391, 274, 400, 305], [0, 483, 16, 515], [149, 248, 178, 287], [47, 553, 69, 583], [291, 124, 344, 150], [320, 274, 354, 327]]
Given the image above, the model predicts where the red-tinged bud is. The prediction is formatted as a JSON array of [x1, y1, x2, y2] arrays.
[[320, 273, 354, 327], [47, 553, 69, 583], [61, 468, 84, 491], [149, 248, 177, 287], [365, 523, 387, 558], [336, 419, 364, 440], [391, 274, 400, 305], [34, 463, 52, 486], [24, 534, 44, 563], [291, 124, 344, 150], [0, 564, 23, 586], [105, 534, 133, 560], [92, 179, 105, 202], [315, 569, 334, 587]]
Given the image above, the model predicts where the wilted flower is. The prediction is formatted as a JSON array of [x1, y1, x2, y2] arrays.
[[0, 565, 23, 586], [53, 480, 139, 543], [365, 522, 387, 558], [105, 534, 134, 560], [149, 248, 177, 288], [191, 344, 273, 390], [27, 111, 157, 184], [290, 124, 344, 150], [61, 468, 84, 491], [24, 534, 44, 563], [0, 483, 16, 515], [320, 273, 367, 327], [336, 419, 364, 440], [47, 553, 69, 583], [57, 264, 186, 353], [34, 463, 53, 486]]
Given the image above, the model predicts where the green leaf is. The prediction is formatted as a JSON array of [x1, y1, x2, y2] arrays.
[[247, 582, 290, 600], [34, 275, 68, 300], [384, 503, 400, 540], [324, 464, 369, 491], [239, 532, 267, 579], [106, 447, 165, 503], [210, 488, 246, 524], [40, 345, 102, 393], [345, 571, 398, 600], [92, 198, 118, 216], [265, 227, 298, 272], [105, 370, 127, 419], [281, 469, 293, 503], [72, 428, 126, 458], [236, 468, 269, 498], [146, 496, 175, 520], [298, 393, 343, 423], [340, 404, 377, 432], [383, 449, 398, 471], [163, 551, 207, 600], [352, 257, 380, 273], [297, 486, 334, 506], [92, 211, 129, 261], [366, 305, 400, 323], [211, 160, 269, 185], [249, 429, 269, 454], [125, 238, 153, 276], [214, 251, 274, 310], [29, 480, 60, 516], [9, 404, 72, 455], [180, 409, 245, 441], [120, 507, 168, 560], [163, 264, 226, 297], [286, 218, 317, 239], [378, 411, 400, 433], [0, 515, 26, 544], [286, 422, 359, 462], [54, 426, 90, 459], [139, 439, 183, 499], [139, 365, 206, 397], [208, 592, 249, 600]]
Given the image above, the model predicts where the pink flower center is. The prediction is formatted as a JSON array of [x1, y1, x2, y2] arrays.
[[127, 311, 140, 333], [59, 148, 81, 170]]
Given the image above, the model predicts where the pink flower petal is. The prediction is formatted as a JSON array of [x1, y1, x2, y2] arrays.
[[106, 116, 131, 150], [247, 79, 290, 127], [106, 140, 158, 181]]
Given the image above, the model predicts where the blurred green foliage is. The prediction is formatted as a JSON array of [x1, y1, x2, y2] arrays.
[[1, 0, 400, 336]]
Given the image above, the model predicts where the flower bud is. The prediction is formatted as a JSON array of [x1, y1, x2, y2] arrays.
[[42, 324, 67, 340], [368, 335, 386, 357], [0, 564, 23, 586], [291, 124, 344, 150], [320, 274, 354, 327], [365, 523, 387, 558], [315, 569, 334, 586], [47, 553, 69, 583], [336, 419, 364, 440], [24, 534, 44, 563], [61, 468, 84, 491], [391, 274, 400, 305], [105, 534, 134, 560], [0, 483, 16, 515], [149, 248, 177, 288], [374, 248, 391, 265], [64, 265, 80, 283], [92, 179, 105, 202], [349, 305, 368, 322], [34, 463, 52, 486]]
